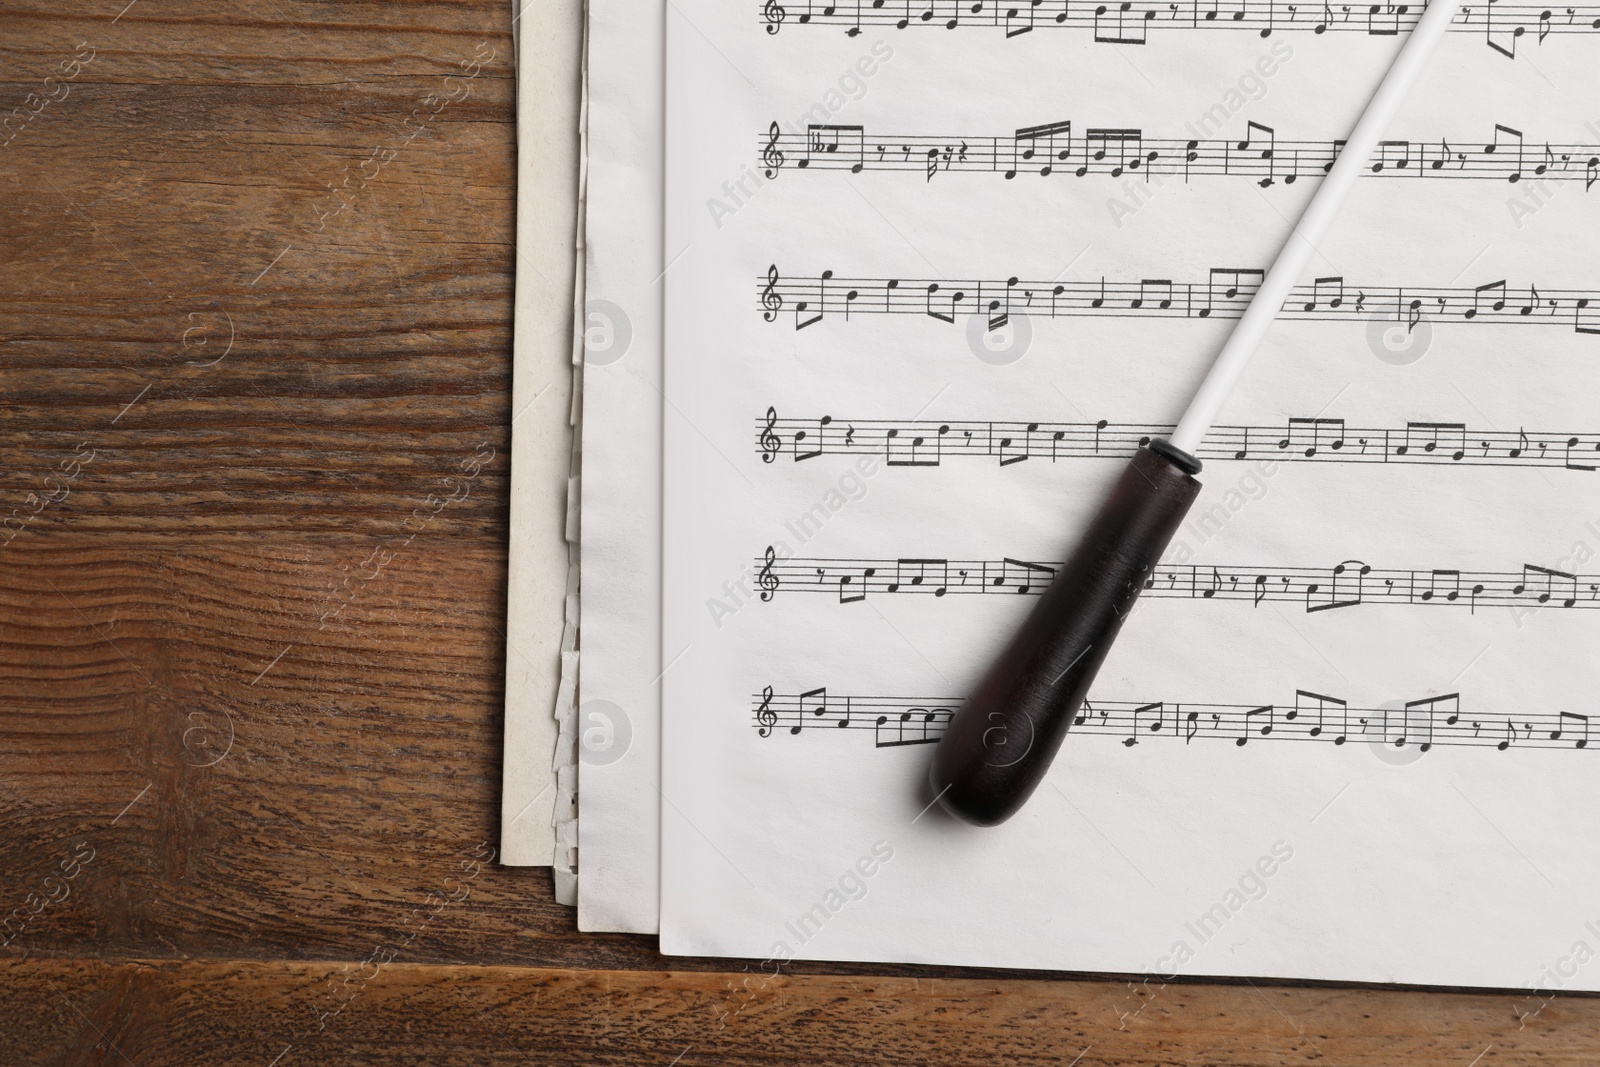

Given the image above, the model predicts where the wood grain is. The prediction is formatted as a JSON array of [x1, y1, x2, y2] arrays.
[[3, 957, 1595, 1066], [4, 2, 1599, 1064], [1, 0, 518, 535]]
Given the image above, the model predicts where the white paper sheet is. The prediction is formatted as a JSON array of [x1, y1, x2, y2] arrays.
[[499, 0, 586, 868], [661, 4, 1600, 988], [574, 0, 667, 930]]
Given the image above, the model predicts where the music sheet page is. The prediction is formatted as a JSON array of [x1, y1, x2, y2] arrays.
[[663, 1, 1600, 985], [575, 0, 666, 932]]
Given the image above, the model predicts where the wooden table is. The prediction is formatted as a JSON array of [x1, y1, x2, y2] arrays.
[[1, 3, 1593, 1063]]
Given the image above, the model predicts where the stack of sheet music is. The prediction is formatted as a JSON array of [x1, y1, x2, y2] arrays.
[[510, 0, 1600, 986]]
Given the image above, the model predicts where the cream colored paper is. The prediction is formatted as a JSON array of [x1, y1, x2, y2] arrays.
[[499, 0, 586, 869]]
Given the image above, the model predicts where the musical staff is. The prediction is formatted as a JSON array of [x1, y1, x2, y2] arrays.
[[758, 266, 1600, 334], [760, 120, 1600, 188], [750, 687, 1597, 753], [757, 551, 1598, 613], [757, 0, 1600, 58], [755, 411, 1600, 471]]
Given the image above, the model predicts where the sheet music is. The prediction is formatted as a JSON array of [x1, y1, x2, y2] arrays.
[[574, 0, 666, 932], [663, 2, 1600, 985]]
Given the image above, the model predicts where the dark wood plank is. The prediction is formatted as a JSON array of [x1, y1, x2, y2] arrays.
[[0, 532, 565, 963], [1, 0, 520, 535], [0, 0, 587, 970], [4, 957, 1593, 1067]]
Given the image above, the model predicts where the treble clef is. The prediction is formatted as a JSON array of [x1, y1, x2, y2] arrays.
[[762, 121, 785, 179], [758, 545, 780, 601], [760, 406, 781, 463], [762, 264, 784, 322], [756, 685, 778, 737], [763, 0, 786, 34]]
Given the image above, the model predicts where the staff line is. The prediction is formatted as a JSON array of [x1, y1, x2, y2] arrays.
[[751, 687, 1593, 752], [760, 119, 1599, 187], [758, 267, 1600, 335], [759, 0, 1598, 59], [755, 553, 1600, 612], [755, 412, 1600, 471]]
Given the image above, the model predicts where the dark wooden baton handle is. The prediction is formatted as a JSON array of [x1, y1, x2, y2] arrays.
[[928, 440, 1203, 826]]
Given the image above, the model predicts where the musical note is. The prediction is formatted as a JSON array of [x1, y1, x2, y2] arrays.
[[1364, 0, 1406, 34], [1002, 1, 1039, 35], [1282, 416, 1346, 457], [1232, 427, 1252, 460], [1242, 120, 1277, 185], [806, 123, 867, 172], [1012, 120, 1074, 177], [1301, 275, 1346, 313], [923, 281, 964, 324], [1397, 421, 1467, 462], [1399, 693, 1457, 751], [1086, 127, 1145, 177], [1522, 563, 1579, 607], [1564, 435, 1598, 472], [1093, 1, 1153, 44], [1555, 711, 1591, 748], [1579, 297, 1600, 334], [799, 686, 851, 729], [1293, 689, 1348, 743], [1416, 568, 1463, 607], [873, 706, 955, 747], [1202, 267, 1264, 318], [1486, 123, 1525, 180], [1485, 0, 1527, 56], [986, 275, 1020, 331], [889, 558, 951, 595], [1238, 704, 1275, 745], [794, 269, 831, 329], [1372, 138, 1411, 172], [1132, 278, 1175, 309], [1306, 559, 1370, 612], [885, 425, 943, 467], [837, 565, 872, 604], [1466, 280, 1508, 321]]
